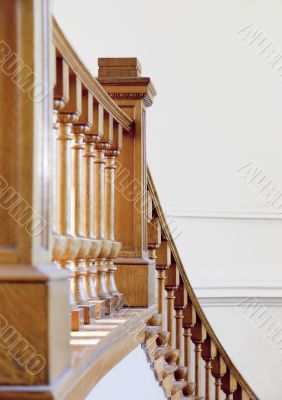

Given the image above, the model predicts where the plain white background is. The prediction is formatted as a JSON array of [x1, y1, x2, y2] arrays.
[[53, 1, 282, 398]]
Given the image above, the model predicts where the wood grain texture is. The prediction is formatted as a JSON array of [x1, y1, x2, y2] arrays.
[[0, 264, 70, 386], [0, 306, 156, 400], [115, 262, 155, 307]]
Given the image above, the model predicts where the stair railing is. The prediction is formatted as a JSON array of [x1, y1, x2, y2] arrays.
[[147, 168, 259, 400], [52, 18, 132, 327]]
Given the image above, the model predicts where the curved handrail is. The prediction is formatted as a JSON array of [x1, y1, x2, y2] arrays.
[[52, 18, 133, 132], [147, 167, 259, 400]]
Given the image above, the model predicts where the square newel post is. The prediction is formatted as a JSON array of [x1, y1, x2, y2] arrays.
[[98, 58, 157, 307], [0, 0, 70, 386]]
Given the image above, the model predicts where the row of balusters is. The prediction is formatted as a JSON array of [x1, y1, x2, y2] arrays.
[[52, 56, 124, 328], [146, 195, 250, 400]]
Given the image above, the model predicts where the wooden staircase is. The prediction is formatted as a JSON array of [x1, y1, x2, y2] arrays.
[[0, 2, 260, 399]]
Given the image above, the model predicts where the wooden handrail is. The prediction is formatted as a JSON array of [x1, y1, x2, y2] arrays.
[[0, 4, 262, 397], [52, 18, 133, 132], [147, 167, 260, 400]]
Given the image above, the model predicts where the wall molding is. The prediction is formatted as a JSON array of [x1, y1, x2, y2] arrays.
[[165, 208, 282, 222], [194, 281, 282, 307]]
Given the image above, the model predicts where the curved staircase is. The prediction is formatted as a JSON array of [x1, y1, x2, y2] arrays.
[[0, 2, 260, 399]]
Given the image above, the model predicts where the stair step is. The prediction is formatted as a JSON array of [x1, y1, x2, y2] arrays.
[[156, 330, 170, 346], [164, 346, 180, 364], [172, 380, 187, 395], [163, 363, 178, 378], [152, 355, 165, 381], [154, 346, 167, 360], [144, 325, 162, 339], [161, 372, 174, 397], [147, 312, 162, 326]]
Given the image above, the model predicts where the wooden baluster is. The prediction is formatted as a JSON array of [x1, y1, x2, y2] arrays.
[[105, 121, 124, 311], [156, 240, 171, 328], [54, 58, 83, 330], [165, 262, 179, 346], [233, 386, 249, 400], [147, 216, 161, 261], [93, 106, 114, 315], [83, 98, 105, 318], [71, 88, 97, 324], [174, 281, 188, 388], [222, 370, 238, 400], [212, 354, 227, 400], [69, 77, 95, 324], [183, 301, 196, 396], [202, 337, 217, 400], [191, 318, 207, 399]]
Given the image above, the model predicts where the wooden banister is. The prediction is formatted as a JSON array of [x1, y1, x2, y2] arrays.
[[0, 5, 261, 399], [147, 168, 260, 400]]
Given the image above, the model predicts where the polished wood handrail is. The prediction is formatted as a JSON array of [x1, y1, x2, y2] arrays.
[[147, 168, 259, 400], [52, 18, 133, 132]]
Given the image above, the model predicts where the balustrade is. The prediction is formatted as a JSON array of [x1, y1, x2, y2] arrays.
[[147, 169, 258, 400], [0, 6, 260, 400]]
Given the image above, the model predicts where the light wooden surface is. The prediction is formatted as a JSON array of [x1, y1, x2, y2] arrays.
[[0, 305, 156, 400]]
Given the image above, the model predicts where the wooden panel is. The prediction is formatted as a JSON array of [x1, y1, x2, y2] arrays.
[[115, 262, 155, 307], [115, 127, 136, 253], [0, 264, 70, 385]]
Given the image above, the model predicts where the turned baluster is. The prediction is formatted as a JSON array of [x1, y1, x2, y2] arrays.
[[71, 88, 98, 324], [233, 386, 249, 400], [174, 281, 188, 386], [53, 58, 83, 330], [93, 106, 114, 315], [147, 215, 161, 261], [202, 336, 217, 400], [156, 240, 171, 328], [191, 318, 207, 399], [222, 370, 238, 400], [105, 121, 124, 310], [174, 281, 187, 361], [82, 98, 105, 318], [69, 78, 92, 309], [183, 301, 196, 396], [212, 354, 227, 400], [165, 262, 179, 346]]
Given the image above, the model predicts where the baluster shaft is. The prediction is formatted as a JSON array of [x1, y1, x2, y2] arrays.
[[175, 309, 183, 364], [195, 343, 202, 397], [205, 360, 212, 400], [215, 377, 222, 400], [167, 289, 175, 346]]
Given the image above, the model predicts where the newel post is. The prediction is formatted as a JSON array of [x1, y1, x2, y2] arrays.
[[98, 58, 156, 307], [0, 0, 70, 386]]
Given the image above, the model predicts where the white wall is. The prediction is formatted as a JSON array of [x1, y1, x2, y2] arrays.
[[85, 347, 165, 400], [53, 1, 282, 398]]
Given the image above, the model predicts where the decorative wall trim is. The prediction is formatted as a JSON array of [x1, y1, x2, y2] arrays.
[[194, 281, 282, 307], [165, 208, 282, 222]]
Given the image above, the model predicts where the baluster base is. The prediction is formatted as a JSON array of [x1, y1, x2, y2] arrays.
[[78, 304, 96, 324], [88, 298, 106, 319], [112, 292, 124, 311], [103, 296, 114, 316], [71, 308, 84, 331]]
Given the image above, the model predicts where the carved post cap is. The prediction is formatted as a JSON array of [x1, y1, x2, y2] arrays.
[[98, 58, 142, 78]]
